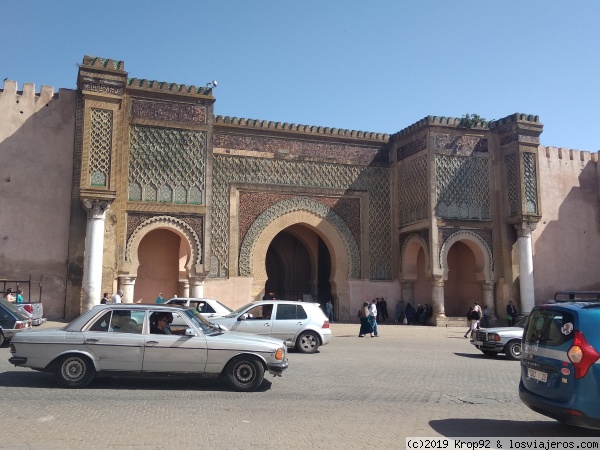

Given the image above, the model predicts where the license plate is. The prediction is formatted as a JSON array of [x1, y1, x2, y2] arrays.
[[473, 340, 483, 346], [528, 368, 548, 383]]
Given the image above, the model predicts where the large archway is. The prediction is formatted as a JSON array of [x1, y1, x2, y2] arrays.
[[247, 209, 354, 320], [264, 225, 332, 303]]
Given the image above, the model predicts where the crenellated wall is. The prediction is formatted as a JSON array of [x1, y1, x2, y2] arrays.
[[532, 145, 600, 303], [0, 80, 76, 318]]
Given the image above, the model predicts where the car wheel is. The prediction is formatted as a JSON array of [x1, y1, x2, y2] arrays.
[[481, 350, 497, 357], [54, 354, 95, 388], [225, 356, 265, 392], [505, 340, 522, 360], [296, 331, 320, 354]]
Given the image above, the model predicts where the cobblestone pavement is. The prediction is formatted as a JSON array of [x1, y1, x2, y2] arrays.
[[0, 321, 598, 449]]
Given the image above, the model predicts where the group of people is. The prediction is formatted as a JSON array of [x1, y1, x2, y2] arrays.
[[100, 290, 124, 304], [394, 300, 433, 325], [357, 298, 381, 337], [3, 288, 24, 303]]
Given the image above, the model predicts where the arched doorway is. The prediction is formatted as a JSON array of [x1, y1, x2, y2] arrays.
[[443, 241, 480, 316], [264, 225, 332, 303], [133, 229, 184, 303]]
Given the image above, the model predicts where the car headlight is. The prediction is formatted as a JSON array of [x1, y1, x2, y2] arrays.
[[275, 347, 284, 361], [488, 333, 501, 342]]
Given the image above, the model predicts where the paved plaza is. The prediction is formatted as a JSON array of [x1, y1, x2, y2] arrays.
[[0, 321, 599, 449]]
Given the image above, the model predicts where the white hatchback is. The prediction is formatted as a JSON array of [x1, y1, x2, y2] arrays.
[[209, 300, 332, 354], [164, 298, 232, 319]]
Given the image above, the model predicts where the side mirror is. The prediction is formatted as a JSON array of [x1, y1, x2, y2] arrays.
[[185, 328, 195, 336]]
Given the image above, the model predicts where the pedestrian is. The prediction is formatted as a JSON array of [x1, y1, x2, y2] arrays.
[[473, 302, 482, 329], [100, 292, 109, 304], [404, 302, 415, 325], [369, 299, 379, 337], [464, 307, 474, 338], [111, 289, 123, 304], [380, 297, 388, 322], [506, 301, 518, 326], [16, 288, 24, 304], [4, 288, 16, 303], [481, 304, 490, 328], [156, 292, 165, 304], [358, 302, 374, 337], [395, 299, 405, 323], [325, 299, 334, 323]]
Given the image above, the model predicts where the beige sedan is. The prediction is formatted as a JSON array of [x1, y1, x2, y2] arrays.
[[8, 304, 288, 391]]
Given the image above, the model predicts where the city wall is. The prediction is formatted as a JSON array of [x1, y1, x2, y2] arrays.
[[0, 81, 76, 318], [533, 146, 600, 303]]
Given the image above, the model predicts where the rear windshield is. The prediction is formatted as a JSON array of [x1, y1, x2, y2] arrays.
[[524, 308, 575, 346], [0, 298, 31, 321]]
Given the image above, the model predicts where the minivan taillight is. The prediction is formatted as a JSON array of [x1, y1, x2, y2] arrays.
[[568, 331, 599, 379]]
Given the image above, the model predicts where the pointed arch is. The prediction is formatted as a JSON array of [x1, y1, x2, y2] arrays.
[[400, 233, 430, 280], [439, 230, 493, 283], [125, 215, 201, 276]]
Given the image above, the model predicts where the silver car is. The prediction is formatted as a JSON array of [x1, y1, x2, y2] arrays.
[[164, 297, 232, 319], [8, 304, 288, 391], [209, 300, 332, 354], [470, 316, 528, 360]]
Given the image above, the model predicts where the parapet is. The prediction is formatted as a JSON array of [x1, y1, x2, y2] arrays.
[[0, 80, 71, 110], [214, 115, 389, 142], [126, 78, 214, 98], [81, 55, 125, 72], [541, 146, 599, 163]]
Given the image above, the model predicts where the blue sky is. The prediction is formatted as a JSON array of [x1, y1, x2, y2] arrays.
[[3, 1, 598, 151]]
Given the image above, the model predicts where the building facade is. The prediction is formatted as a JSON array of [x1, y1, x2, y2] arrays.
[[1, 55, 599, 322]]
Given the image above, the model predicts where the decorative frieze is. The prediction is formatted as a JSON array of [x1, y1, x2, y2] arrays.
[[397, 134, 427, 161], [214, 133, 386, 165], [131, 99, 206, 124], [89, 109, 112, 187], [435, 133, 488, 153], [397, 156, 428, 225], [81, 81, 124, 96], [500, 134, 540, 146], [523, 152, 538, 214]]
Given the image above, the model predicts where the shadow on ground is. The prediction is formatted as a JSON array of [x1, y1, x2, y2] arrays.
[[430, 418, 600, 437], [0, 371, 273, 392]]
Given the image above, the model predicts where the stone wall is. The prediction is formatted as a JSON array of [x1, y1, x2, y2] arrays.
[[0, 81, 76, 318], [533, 146, 600, 303]]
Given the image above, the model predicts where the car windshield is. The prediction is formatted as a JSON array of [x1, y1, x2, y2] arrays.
[[0, 298, 31, 320], [182, 308, 223, 334], [514, 316, 529, 328], [215, 300, 233, 312], [223, 302, 255, 318]]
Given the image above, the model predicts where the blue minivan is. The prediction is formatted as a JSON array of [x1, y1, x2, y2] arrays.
[[519, 291, 600, 429]]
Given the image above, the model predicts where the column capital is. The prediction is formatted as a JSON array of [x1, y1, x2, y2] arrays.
[[514, 221, 537, 238], [480, 281, 496, 291], [82, 198, 113, 219], [430, 275, 444, 288]]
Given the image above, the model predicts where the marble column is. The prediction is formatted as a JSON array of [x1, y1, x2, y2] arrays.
[[189, 277, 205, 298], [431, 277, 446, 318], [179, 279, 190, 298], [119, 276, 136, 304], [401, 281, 415, 307], [81, 199, 111, 312], [515, 222, 536, 314], [480, 281, 496, 321]]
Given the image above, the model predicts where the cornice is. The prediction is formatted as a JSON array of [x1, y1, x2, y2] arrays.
[[214, 115, 389, 144]]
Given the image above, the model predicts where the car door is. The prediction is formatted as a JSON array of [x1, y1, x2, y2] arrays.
[[142, 310, 208, 373], [225, 303, 274, 337], [271, 303, 308, 344], [83, 309, 146, 371]]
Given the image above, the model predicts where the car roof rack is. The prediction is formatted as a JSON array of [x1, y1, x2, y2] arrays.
[[553, 291, 600, 302]]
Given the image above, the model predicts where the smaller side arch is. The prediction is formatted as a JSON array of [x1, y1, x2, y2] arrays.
[[400, 233, 430, 280], [439, 230, 494, 283], [126, 215, 201, 276]]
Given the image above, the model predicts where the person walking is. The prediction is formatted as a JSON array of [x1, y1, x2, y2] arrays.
[[325, 299, 334, 323], [369, 299, 379, 337], [464, 307, 474, 338], [358, 302, 373, 337], [506, 301, 518, 326], [100, 292, 109, 304], [380, 297, 388, 322], [111, 289, 123, 304], [472, 302, 482, 330]]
